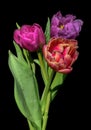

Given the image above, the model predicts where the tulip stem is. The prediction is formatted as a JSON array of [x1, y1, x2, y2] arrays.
[[27, 120, 35, 130], [23, 49, 30, 65], [23, 49, 35, 72], [42, 92, 51, 130], [41, 69, 55, 114], [37, 51, 49, 86]]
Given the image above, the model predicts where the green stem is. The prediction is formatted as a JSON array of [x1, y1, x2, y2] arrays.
[[23, 49, 30, 65], [27, 120, 35, 130], [37, 51, 48, 86], [42, 92, 51, 130], [23, 49, 35, 72], [41, 70, 55, 114]]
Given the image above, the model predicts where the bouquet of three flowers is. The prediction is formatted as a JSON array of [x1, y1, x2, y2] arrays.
[[8, 11, 83, 130]]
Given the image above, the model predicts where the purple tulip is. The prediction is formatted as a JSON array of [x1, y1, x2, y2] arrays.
[[43, 37, 79, 74], [50, 11, 83, 39], [13, 24, 45, 52]]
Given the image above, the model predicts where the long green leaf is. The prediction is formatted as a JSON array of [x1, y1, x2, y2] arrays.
[[13, 41, 25, 62], [44, 17, 51, 77], [8, 51, 42, 130], [51, 72, 64, 100], [45, 17, 50, 43]]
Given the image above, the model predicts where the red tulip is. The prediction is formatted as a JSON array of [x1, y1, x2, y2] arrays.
[[43, 37, 79, 74]]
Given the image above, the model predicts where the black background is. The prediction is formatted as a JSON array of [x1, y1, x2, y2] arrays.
[[0, 0, 90, 130]]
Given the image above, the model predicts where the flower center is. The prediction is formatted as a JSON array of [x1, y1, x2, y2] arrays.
[[60, 25, 64, 30], [52, 51, 62, 62]]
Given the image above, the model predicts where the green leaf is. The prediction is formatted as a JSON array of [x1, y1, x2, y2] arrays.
[[51, 72, 64, 101], [34, 59, 40, 66], [16, 22, 20, 29], [44, 17, 51, 78], [8, 51, 42, 130], [45, 17, 50, 43], [13, 41, 25, 62]]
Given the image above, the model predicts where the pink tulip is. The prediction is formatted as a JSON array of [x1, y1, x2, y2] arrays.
[[43, 37, 79, 74], [13, 24, 45, 52]]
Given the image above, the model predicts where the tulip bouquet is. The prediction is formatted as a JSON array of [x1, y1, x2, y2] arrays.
[[8, 11, 83, 130]]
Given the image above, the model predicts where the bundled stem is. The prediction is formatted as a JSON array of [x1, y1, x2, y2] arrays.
[[42, 92, 51, 130], [41, 70, 55, 114]]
